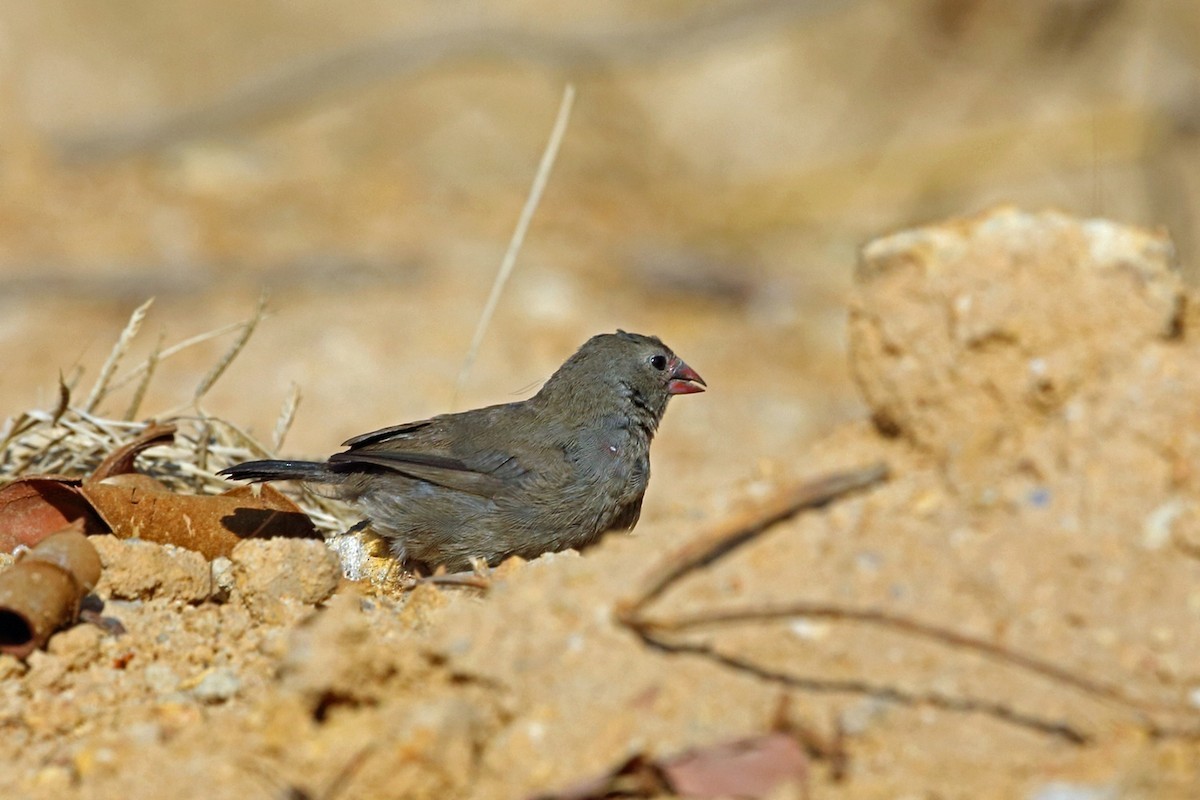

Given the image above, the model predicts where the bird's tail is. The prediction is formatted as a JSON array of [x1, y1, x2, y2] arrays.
[[218, 459, 333, 483]]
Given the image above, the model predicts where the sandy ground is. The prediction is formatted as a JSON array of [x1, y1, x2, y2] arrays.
[[2, 208, 1199, 799], [3, 5, 1200, 798]]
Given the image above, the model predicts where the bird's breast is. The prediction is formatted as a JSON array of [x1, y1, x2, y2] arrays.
[[569, 425, 649, 493]]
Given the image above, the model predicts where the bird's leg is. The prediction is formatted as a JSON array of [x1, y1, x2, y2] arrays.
[[401, 557, 493, 591]]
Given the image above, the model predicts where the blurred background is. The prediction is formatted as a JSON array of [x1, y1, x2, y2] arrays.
[[1, 0, 1198, 507]]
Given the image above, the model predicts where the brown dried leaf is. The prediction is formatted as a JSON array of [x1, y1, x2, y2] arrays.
[[89, 422, 177, 481], [81, 477, 319, 560], [531, 733, 809, 800], [529, 755, 667, 800], [0, 477, 107, 552], [661, 733, 809, 798]]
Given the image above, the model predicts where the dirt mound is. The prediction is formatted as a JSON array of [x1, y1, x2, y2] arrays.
[[3, 208, 1199, 799]]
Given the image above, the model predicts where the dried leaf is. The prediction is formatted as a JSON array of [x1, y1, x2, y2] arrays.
[[531, 733, 809, 800], [661, 733, 809, 798], [89, 422, 177, 481], [529, 755, 666, 800], [72, 418, 319, 559], [0, 477, 106, 552], [82, 477, 319, 560]]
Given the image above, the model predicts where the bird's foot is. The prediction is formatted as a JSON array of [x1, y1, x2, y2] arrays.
[[401, 558, 492, 592]]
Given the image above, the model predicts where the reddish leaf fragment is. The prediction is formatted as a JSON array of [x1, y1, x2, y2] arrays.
[[0, 477, 106, 552], [661, 733, 809, 798], [529, 755, 667, 800], [531, 733, 810, 800], [82, 477, 319, 560], [89, 422, 177, 481]]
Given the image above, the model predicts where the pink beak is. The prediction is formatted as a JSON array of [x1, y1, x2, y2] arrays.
[[667, 358, 706, 395]]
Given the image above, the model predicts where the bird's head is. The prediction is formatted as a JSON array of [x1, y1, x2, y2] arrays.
[[537, 330, 705, 430]]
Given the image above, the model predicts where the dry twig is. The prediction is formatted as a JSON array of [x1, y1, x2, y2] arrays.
[[619, 462, 888, 616], [614, 462, 1200, 745]]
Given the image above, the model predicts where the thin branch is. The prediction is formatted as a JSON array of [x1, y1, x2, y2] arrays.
[[50, 374, 71, 426], [618, 462, 888, 615], [637, 635, 1092, 745], [637, 602, 1164, 720], [403, 573, 492, 592], [613, 460, 1200, 742]]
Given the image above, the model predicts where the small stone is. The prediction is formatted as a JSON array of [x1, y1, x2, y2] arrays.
[[1142, 500, 1186, 550], [189, 667, 240, 703], [788, 620, 830, 641], [210, 556, 235, 602], [326, 532, 368, 581], [1027, 781, 1116, 800]]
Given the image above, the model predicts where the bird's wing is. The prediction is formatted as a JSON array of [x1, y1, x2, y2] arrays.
[[341, 419, 433, 448], [329, 404, 544, 499], [328, 448, 516, 498]]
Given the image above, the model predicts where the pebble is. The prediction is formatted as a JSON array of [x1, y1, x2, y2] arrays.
[[189, 667, 241, 703], [1027, 781, 1116, 800]]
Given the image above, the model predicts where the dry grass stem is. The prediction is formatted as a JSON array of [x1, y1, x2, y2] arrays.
[[191, 294, 267, 406], [124, 332, 163, 422], [107, 319, 248, 395], [454, 83, 575, 407], [0, 301, 361, 543], [272, 384, 301, 452], [82, 298, 154, 414]]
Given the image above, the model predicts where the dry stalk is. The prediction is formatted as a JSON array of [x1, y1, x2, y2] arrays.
[[123, 332, 163, 421], [454, 83, 575, 407], [615, 462, 1200, 744], [272, 383, 302, 452], [0, 301, 361, 542], [191, 293, 267, 407], [82, 297, 153, 413]]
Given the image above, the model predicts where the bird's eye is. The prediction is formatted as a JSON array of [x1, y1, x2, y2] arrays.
[[649, 354, 668, 370]]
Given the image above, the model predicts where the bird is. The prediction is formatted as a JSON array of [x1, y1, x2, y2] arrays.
[[218, 331, 705, 572]]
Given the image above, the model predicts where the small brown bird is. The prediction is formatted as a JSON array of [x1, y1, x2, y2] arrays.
[[219, 331, 704, 571]]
